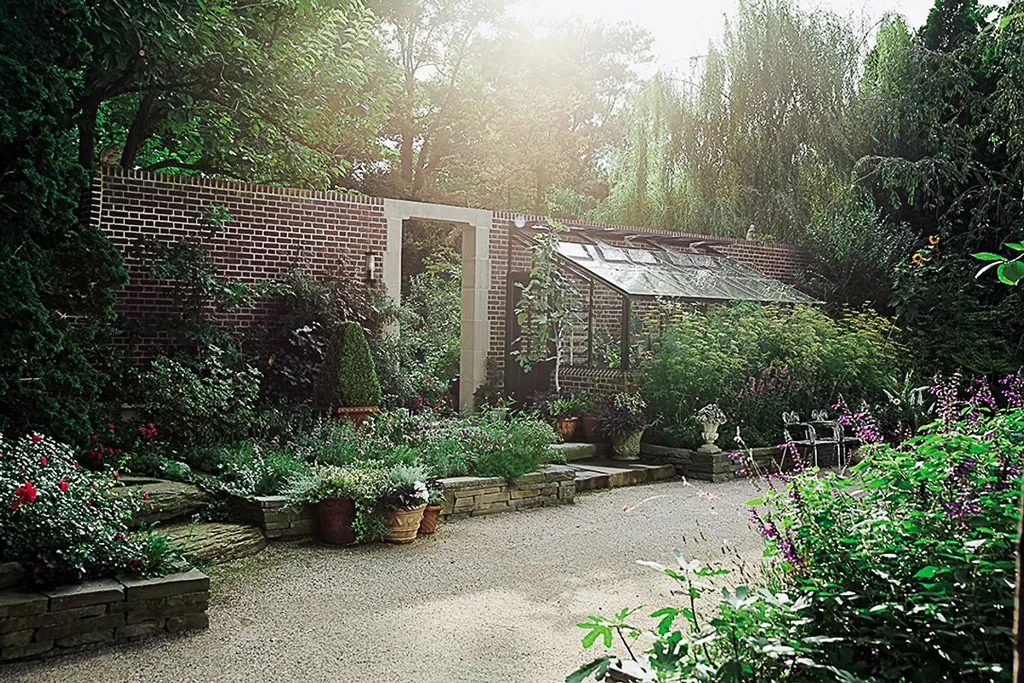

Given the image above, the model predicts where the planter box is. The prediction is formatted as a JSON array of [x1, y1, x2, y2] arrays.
[[438, 465, 576, 519], [0, 569, 210, 663], [234, 495, 318, 540]]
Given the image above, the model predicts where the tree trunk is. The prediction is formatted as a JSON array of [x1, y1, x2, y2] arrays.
[[399, 71, 416, 189], [78, 102, 99, 170], [121, 90, 159, 169]]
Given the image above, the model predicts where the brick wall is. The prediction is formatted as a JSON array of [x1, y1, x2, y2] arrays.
[[94, 172, 810, 401], [96, 169, 386, 356]]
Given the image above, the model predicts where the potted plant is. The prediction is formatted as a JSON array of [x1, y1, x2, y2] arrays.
[[378, 464, 429, 544], [576, 393, 602, 443], [418, 481, 444, 535], [284, 464, 387, 546], [695, 403, 728, 454], [314, 320, 382, 427], [597, 392, 647, 460], [545, 394, 587, 441]]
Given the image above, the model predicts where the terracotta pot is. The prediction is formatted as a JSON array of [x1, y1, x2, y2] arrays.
[[579, 412, 601, 443], [317, 497, 357, 545], [384, 503, 426, 544], [611, 430, 645, 461], [419, 504, 442, 535], [553, 416, 579, 441], [335, 406, 378, 429]]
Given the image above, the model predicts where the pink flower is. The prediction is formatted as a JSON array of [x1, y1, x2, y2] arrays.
[[59, 480, 69, 492], [40, 456, 47, 465], [31, 435, 41, 444]]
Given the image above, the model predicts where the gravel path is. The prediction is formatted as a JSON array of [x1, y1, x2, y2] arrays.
[[3, 477, 767, 683]]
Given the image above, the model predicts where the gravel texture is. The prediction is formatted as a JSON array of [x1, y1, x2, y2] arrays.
[[3, 477, 767, 683]]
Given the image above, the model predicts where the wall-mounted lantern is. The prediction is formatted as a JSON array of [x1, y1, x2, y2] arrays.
[[513, 215, 527, 229]]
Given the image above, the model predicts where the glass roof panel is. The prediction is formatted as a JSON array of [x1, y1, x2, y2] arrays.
[[555, 240, 815, 304]]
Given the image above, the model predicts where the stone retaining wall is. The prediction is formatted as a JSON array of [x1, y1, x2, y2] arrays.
[[439, 465, 576, 519], [642, 443, 851, 483], [0, 569, 210, 663], [235, 495, 317, 540]]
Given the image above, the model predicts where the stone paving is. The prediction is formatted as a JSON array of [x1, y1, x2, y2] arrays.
[[2, 477, 767, 683]]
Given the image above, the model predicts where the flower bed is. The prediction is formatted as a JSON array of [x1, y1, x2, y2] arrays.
[[0, 569, 210, 663]]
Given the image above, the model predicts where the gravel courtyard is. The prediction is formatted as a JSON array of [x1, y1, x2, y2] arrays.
[[3, 477, 767, 683]]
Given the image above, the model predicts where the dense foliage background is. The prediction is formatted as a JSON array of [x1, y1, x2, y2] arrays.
[[2, 0, 1022, 440]]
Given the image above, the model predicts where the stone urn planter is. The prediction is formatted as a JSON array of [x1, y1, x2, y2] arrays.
[[697, 423, 723, 454], [553, 416, 579, 441], [695, 404, 727, 454], [611, 430, 644, 460], [384, 504, 427, 544], [418, 504, 442, 535], [318, 497, 357, 545]]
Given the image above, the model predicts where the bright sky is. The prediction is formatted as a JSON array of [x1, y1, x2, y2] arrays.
[[509, 0, 936, 70]]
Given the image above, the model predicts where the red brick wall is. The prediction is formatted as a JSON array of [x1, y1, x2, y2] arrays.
[[94, 172, 810, 401], [95, 169, 386, 354]]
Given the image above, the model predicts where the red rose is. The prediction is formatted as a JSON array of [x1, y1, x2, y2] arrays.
[[10, 500, 19, 511], [40, 456, 47, 465], [114, 472, 120, 482], [59, 480, 69, 492], [15, 481, 37, 505], [108, 423, 115, 429], [31, 435, 41, 444]]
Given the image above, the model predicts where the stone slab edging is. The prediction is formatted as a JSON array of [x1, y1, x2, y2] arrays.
[[0, 569, 210, 663], [641, 442, 849, 482], [438, 464, 576, 519]]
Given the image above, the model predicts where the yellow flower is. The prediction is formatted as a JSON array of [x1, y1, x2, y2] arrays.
[[929, 235, 940, 245], [912, 252, 924, 265]]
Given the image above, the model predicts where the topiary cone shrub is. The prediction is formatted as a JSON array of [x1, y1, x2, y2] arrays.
[[314, 321, 382, 412]]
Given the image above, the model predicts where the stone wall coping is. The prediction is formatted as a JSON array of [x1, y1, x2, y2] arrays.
[[438, 475, 506, 491], [642, 443, 779, 458], [0, 569, 211, 609], [251, 495, 289, 508]]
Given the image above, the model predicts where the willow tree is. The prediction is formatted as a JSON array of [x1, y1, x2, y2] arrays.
[[598, 0, 860, 241]]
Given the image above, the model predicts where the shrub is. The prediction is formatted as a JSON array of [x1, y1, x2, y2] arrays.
[[749, 408, 1021, 681], [138, 345, 261, 450], [0, 433, 179, 587], [642, 303, 904, 447], [213, 441, 312, 497], [570, 408, 1022, 682], [468, 408, 558, 481], [314, 321, 382, 409]]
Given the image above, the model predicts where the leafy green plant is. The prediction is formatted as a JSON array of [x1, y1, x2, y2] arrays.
[[213, 441, 311, 497], [0, 433, 180, 588], [642, 303, 904, 448], [377, 464, 429, 511], [569, 554, 852, 683], [513, 221, 584, 392], [746, 408, 1022, 681], [138, 345, 261, 452], [314, 321, 382, 409], [973, 240, 1024, 286], [282, 463, 390, 544]]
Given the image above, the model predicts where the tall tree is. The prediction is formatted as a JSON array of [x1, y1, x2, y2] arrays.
[[0, 1, 127, 442], [80, 0, 391, 187]]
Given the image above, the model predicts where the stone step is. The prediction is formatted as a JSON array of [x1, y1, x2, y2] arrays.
[[569, 460, 677, 492], [550, 442, 601, 462], [158, 522, 267, 565], [114, 480, 215, 528]]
